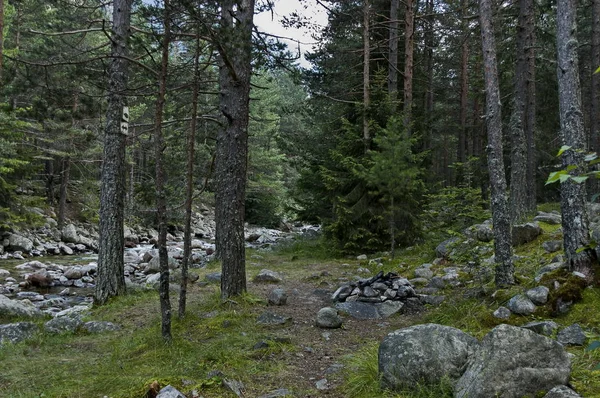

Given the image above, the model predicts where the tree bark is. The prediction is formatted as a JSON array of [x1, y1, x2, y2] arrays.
[[0, 0, 4, 81], [524, 0, 537, 212], [458, 0, 469, 165], [388, 0, 399, 105], [403, 0, 415, 132], [479, 0, 514, 287], [509, 0, 530, 223], [179, 33, 201, 319], [95, 0, 132, 305], [423, 0, 434, 151], [57, 157, 70, 229], [155, 0, 172, 341], [215, 0, 255, 300], [557, 0, 596, 278], [363, 0, 371, 150], [593, 0, 600, 155]]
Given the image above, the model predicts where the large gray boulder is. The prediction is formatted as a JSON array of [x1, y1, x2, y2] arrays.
[[0, 322, 38, 345], [557, 324, 586, 346], [61, 224, 79, 243], [315, 307, 342, 329], [0, 294, 42, 317], [7, 233, 34, 253], [512, 222, 542, 246], [44, 314, 83, 334], [253, 269, 283, 283], [455, 324, 571, 398], [435, 237, 460, 259], [507, 294, 536, 315], [543, 385, 581, 398], [379, 324, 479, 391]]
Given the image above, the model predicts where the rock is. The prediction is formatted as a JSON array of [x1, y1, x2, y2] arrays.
[[336, 301, 381, 319], [534, 212, 562, 225], [205, 272, 221, 283], [379, 324, 479, 391], [473, 223, 494, 242], [526, 286, 550, 305], [26, 270, 53, 287], [315, 379, 328, 390], [316, 307, 342, 328], [493, 306, 511, 319], [223, 379, 244, 397], [0, 322, 38, 345], [145, 256, 179, 273], [507, 294, 537, 315], [376, 300, 404, 317], [356, 254, 368, 260], [428, 276, 446, 289], [543, 240, 563, 253], [455, 324, 571, 398], [536, 262, 567, 282], [64, 267, 83, 280], [557, 324, 587, 346], [399, 297, 425, 315], [145, 273, 161, 287], [419, 295, 446, 306], [0, 269, 9, 279], [7, 233, 34, 253], [256, 312, 291, 326], [61, 224, 79, 243], [59, 243, 73, 255], [521, 321, 559, 336], [543, 385, 582, 398], [268, 288, 287, 306], [15, 260, 46, 270], [259, 388, 292, 398], [54, 305, 91, 318], [435, 237, 460, 259], [82, 321, 121, 333], [156, 385, 186, 398], [512, 222, 542, 246], [0, 294, 42, 317], [44, 314, 83, 334], [253, 269, 283, 283], [414, 267, 434, 279], [331, 284, 352, 301]]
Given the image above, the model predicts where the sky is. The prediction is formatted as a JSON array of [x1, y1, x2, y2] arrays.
[[254, 0, 329, 68]]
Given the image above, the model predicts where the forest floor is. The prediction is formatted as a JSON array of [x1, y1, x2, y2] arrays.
[[1, 229, 600, 398]]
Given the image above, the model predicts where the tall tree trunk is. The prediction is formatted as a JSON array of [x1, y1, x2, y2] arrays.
[[57, 157, 70, 229], [557, 0, 595, 278], [593, 0, 600, 155], [509, 0, 530, 223], [524, 0, 537, 212], [423, 0, 434, 151], [0, 0, 4, 81], [215, 0, 255, 300], [388, 0, 399, 105], [363, 0, 371, 150], [179, 33, 201, 319], [458, 0, 469, 165], [95, 0, 132, 305], [403, 0, 415, 132], [45, 160, 54, 205], [479, 0, 514, 287], [155, 0, 172, 341]]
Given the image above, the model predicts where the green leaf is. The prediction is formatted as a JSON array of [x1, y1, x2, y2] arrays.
[[546, 171, 564, 185], [559, 174, 571, 183], [585, 152, 598, 162], [571, 176, 588, 184], [592, 193, 600, 203], [557, 145, 572, 156], [595, 65, 600, 74], [588, 341, 600, 351]]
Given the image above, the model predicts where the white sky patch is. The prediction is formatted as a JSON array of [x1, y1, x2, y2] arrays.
[[254, 0, 328, 68]]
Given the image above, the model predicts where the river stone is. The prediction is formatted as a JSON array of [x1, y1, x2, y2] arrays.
[[507, 294, 536, 315], [145, 256, 179, 273], [64, 266, 83, 280], [526, 286, 550, 305], [512, 222, 542, 246], [156, 385, 186, 398], [379, 324, 479, 391], [336, 301, 381, 319], [58, 243, 74, 255], [455, 324, 571, 398], [268, 288, 287, 306], [534, 212, 562, 225], [61, 224, 79, 243], [316, 307, 342, 328], [7, 233, 34, 253], [44, 314, 83, 334], [543, 385, 582, 397], [0, 322, 38, 345], [0, 294, 42, 317], [254, 269, 283, 283], [15, 260, 46, 271], [83, 321, 120, 333], [0, 269, 10, 279], [521, 320, 558, 336], [257, 311, 291, 326], [557, 324, 587, 346]]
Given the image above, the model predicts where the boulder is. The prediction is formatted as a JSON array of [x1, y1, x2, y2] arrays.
[[379, 324, 479, 391], [0, 322, 38, 345], [0, 269, 10, 279], [61, 224, 79, 243], [543, 240, 563, 253], [507, 294, 536, 315], [557, 324, 586, 346], [44, 314, 83, 334], [205, 272, 221, 283], [336, 301, 381, 320], [145, 256, 179, 273], [0, 294, 42, 317], [7, 233, 34, 253], [414, 267, 434, 279], [82, 321, 121, 333], [156, 385, 186, 398], [455, 324, 571, 398], [512, 222, 542, 246], [536, 262, 567, 282], [268, 288, 288, 306], [376, 300, 404, 317], [58, 243, 73, 255], [493, 306, 511, 319], [64, 267, 83, 280], [435, 237, 460, 259], [315, 307, 342, 329], [253, 269, 283, 283], [521, 321, 559, 336], [543, 385, 581, 398], [534, 212, 562, 225], [526, 286, 550, 305], [472, 223, 494, 242]]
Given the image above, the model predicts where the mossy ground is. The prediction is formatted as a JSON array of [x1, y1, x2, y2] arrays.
[[1, 219, 600, 397]]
